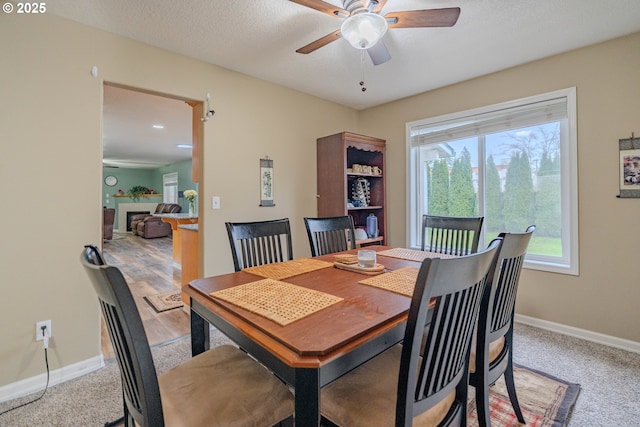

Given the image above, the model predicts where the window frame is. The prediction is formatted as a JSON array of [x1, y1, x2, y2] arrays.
[[163, 172, 179, 204], [406, 87, 579, 275]]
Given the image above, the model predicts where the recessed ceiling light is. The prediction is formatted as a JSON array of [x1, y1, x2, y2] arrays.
[[152, 124, 164, 129], [177, 144, 192, 149]]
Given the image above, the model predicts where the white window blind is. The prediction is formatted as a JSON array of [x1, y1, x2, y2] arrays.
[[411, 97, 568, 147], [406, 88, 578, 275], [163, 173, 178, 204]]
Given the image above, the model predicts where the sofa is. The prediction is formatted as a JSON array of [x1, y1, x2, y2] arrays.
[[131, 203, 182, 239]]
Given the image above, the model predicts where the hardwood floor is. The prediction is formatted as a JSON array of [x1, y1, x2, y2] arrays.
[[101, 231, 190, 359]]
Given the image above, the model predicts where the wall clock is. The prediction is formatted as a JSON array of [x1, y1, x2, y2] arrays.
[[105, 175, 118, 187]]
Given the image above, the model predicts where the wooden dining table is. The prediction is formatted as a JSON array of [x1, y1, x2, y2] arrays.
[[184, 246, 431, 427]]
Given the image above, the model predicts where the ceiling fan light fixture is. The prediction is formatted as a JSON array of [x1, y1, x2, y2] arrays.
[[340, 12, 387, 50]]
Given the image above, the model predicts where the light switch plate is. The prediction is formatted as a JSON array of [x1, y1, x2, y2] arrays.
[[212, 196, 221, 210]]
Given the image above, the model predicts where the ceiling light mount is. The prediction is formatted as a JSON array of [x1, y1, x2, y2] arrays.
[[293, 0, 460, 68], [341, 12, 387, 50]]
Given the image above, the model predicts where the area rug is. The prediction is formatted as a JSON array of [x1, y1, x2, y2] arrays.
[[467, 364, 580, 427], [143, 290, 183, 312]]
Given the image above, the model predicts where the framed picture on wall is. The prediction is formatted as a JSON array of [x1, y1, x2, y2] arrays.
[[260, 158, 275, 206], [618, 137, 640, 198]]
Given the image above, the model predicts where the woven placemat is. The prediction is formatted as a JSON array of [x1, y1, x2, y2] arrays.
[[359, 267, 420, 297], [377, 248, 458, 262], [243, 258, 333, 280], [210, 278, 343, 326]]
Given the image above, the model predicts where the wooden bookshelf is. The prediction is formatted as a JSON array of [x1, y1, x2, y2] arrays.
[[316, 132, 386, 246]]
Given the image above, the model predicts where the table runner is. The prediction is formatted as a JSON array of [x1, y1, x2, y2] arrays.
[[242, 258, 334, 280], [377, 247, 458, 262], [359, 267, 420, 297], [210, 278, 343, 326]]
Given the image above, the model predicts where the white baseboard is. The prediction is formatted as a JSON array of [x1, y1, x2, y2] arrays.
[[515, 314, 640, 354], [2, 317, 638, 404], [0, 354, 104, 403]]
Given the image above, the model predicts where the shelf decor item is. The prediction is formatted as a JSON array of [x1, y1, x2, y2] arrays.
[[352, 177, 370, 207], [184, 189, 198, 215], [366, 214, 378, 238], [127, 185, 150, 202], [260, 157, 275, 206]]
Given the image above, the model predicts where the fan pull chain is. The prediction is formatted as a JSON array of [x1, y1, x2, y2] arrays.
[[359, 50, 367, 92]]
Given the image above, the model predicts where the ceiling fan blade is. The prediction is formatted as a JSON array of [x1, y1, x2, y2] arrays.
[[367, 39, 391, 66], [289, 0, 347, 18], [369, 0, 388, 14], [385, 7, 461, 28], [296, 29, 342, 54]]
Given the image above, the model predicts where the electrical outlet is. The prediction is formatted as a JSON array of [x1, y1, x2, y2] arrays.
[[36, 320, 52, 341]]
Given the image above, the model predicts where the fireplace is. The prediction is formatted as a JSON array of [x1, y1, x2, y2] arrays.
[[126, 211, 149, 232], [117, 202, 158, 233]]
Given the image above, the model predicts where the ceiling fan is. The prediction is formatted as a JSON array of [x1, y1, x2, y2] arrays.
[[291, 0, 460, 65]]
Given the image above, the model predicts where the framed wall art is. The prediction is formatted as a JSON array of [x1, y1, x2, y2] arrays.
[[260, 157, 275, 206], [618, 135, 640, 198]]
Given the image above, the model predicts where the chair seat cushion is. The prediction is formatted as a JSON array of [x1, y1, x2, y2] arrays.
[[469, 336, 505, 373], [321, 344, 455, 427], [159, 344, 294, 427]]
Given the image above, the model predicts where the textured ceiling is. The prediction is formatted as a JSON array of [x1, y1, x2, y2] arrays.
[[46, 0, 640, 167], [102, 85, 193, 169]]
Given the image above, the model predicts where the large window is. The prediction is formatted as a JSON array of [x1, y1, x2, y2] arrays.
[[407, 88, 578, 274], [163, 172, 178, 204]]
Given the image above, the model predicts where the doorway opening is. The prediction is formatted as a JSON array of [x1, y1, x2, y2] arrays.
[[100, 83, 202, 358]]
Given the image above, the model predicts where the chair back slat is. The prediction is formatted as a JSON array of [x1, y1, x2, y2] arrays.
[[471, 226, 535, 427], [396, 238, 502, 427], [101, 301, 143, 414], [492, 256, 520, 332], [226, 219, 293, 271], [421, 215, 484, 256], [80, 245, 164, 427], [485, 228, 535, 342], [304, 216, 356, 256]]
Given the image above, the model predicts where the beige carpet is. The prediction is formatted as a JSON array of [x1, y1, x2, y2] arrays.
[[0, 328, 579, 427], [0, 331, 233, 426]]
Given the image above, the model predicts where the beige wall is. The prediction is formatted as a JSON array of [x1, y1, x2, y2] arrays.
[[0, 13, 357, 388], [1, 10, 638, 393], [358, 32, 640, 343]]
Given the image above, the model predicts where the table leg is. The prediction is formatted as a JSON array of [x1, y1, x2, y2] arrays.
[[295, 368, 320, 427], [190, 305, 209, 356]]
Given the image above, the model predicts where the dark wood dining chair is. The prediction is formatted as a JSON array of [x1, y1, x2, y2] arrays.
[[421, 214, 484, 256], [320, 238, 503, 427], [225, 218, 293, 271], [80, 245, 294, 427], [469, 225, 536, 427], [304, 215, 357, 256]]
